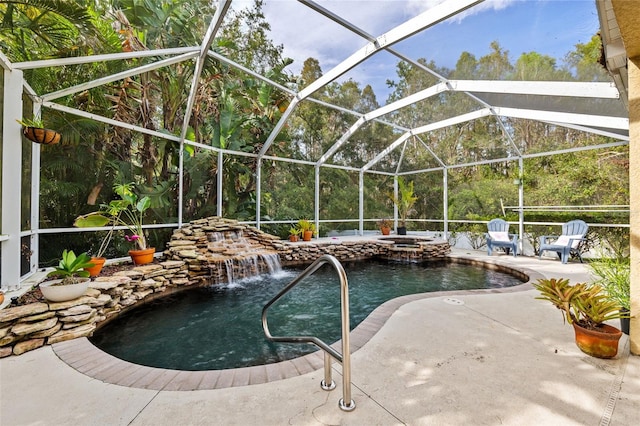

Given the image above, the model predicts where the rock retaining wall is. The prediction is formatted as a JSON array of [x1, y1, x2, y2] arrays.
[[0, 217, 450, 357], [275, 238, 451, 264], [0, 260, 188, 358]]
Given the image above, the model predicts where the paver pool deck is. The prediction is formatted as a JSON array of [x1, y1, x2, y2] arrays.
[[1, 247, 639, 425]]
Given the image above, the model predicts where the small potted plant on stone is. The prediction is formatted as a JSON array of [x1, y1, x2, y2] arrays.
[[534, 277, 628, 358], [297, 219, 316, 241], [388, 177, 417, 235], [288, 226, 301, 242], [377, 218, 392, 235], [39, 250, 94, 302]]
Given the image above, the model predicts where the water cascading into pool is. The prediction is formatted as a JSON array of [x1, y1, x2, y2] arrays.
[[206, 230, 282, 284]]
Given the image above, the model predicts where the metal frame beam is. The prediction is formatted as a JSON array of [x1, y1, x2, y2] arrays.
[[1, 69, 23, 290], [42, 52, 199, 102], [494, 107, 628, 130], [13, 47, 200, 70], [179, 0, 232, 227], [449, 80, 620, 98]]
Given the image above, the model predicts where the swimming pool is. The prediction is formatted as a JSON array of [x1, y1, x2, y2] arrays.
[[89, 259, 523, 371]]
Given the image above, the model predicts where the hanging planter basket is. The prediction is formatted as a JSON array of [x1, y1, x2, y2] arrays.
[[22, 126, 61, 145]]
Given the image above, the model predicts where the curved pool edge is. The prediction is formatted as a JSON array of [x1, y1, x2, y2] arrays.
[[52, 253, 543, 391]]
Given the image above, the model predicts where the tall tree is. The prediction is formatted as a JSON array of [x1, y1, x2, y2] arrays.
[[0, 0, 100, 61], [565, 34, 610, 82], [477, 41, 513, 79], [515, 52, 570, 80]]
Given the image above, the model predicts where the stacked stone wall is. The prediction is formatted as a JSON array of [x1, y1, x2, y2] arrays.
[[276, 240, 384, 264], [275, 239, 450, 265], [0, 260, 187, 358]]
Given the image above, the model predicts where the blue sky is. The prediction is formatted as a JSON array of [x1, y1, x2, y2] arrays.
[[236, 1, 601, 102], [413, 0, 600, 69]]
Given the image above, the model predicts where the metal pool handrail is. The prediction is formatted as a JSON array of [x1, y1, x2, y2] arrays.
[[261, 254, 355, 412]]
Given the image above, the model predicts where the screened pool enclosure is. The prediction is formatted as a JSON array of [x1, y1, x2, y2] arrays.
[[0, 0, 632, 290]]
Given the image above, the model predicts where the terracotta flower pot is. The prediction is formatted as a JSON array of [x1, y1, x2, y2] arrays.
[[86, 257, 106, 277], [129, 248, 155, 265], [302, 230, 313, 241], [572, 322, 622, 359], [22, 127, 61, 145], [380, 226, 391, 235], [289, 235, 299, 242]]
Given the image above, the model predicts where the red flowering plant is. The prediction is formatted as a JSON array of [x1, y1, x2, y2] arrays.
[[75, 183, 151, 251]]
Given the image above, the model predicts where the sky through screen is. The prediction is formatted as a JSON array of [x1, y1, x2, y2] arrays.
[[232, 0, 601, 102]]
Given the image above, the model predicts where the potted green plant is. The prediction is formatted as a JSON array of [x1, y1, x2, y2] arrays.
[[377, 218, 392, 235], [388, 177, 417, 235], [74, 182, 154, 265], [588, 255, 630, 334], [534, 278, 627, 358], [16, 117, 61, 145], [288, 226, 301, 242], [297, 219, 316, 241], [40, 250, 94, 302]]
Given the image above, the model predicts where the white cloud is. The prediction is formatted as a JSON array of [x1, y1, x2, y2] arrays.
[[255, 1, 448, 74], [448, 0, 514, 22], [250, 0, 518, 75], [227, 0, 594, 102]]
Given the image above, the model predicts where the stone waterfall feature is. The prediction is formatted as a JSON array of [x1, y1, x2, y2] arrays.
[[164, 217, 452, 286], [164, 217, 283, 286], [208, 230, 282, 283]]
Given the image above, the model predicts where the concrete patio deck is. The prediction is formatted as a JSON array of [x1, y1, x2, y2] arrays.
[[1, 249, 638, 425]]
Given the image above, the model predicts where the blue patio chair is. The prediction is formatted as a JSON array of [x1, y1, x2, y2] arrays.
[[486, 219, 518, 257], [538, 220, 588, 264]]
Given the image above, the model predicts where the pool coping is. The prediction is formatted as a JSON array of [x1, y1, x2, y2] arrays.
[[52, 253, 544, 391]]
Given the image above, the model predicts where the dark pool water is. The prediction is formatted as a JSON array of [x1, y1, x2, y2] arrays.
[[89, 260, 523, 370]]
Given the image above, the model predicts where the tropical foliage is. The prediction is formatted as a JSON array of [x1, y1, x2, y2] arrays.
[[74, 182, 152, 251], [534, 278, 627, 330], [588, 255, 630, 310], [46, 249, 94, 284], [388, 177, 418, 227]]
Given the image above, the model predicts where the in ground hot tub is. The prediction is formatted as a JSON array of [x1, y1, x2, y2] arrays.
[[379, 236, 432, 246], [378, 236, 449, 262]]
